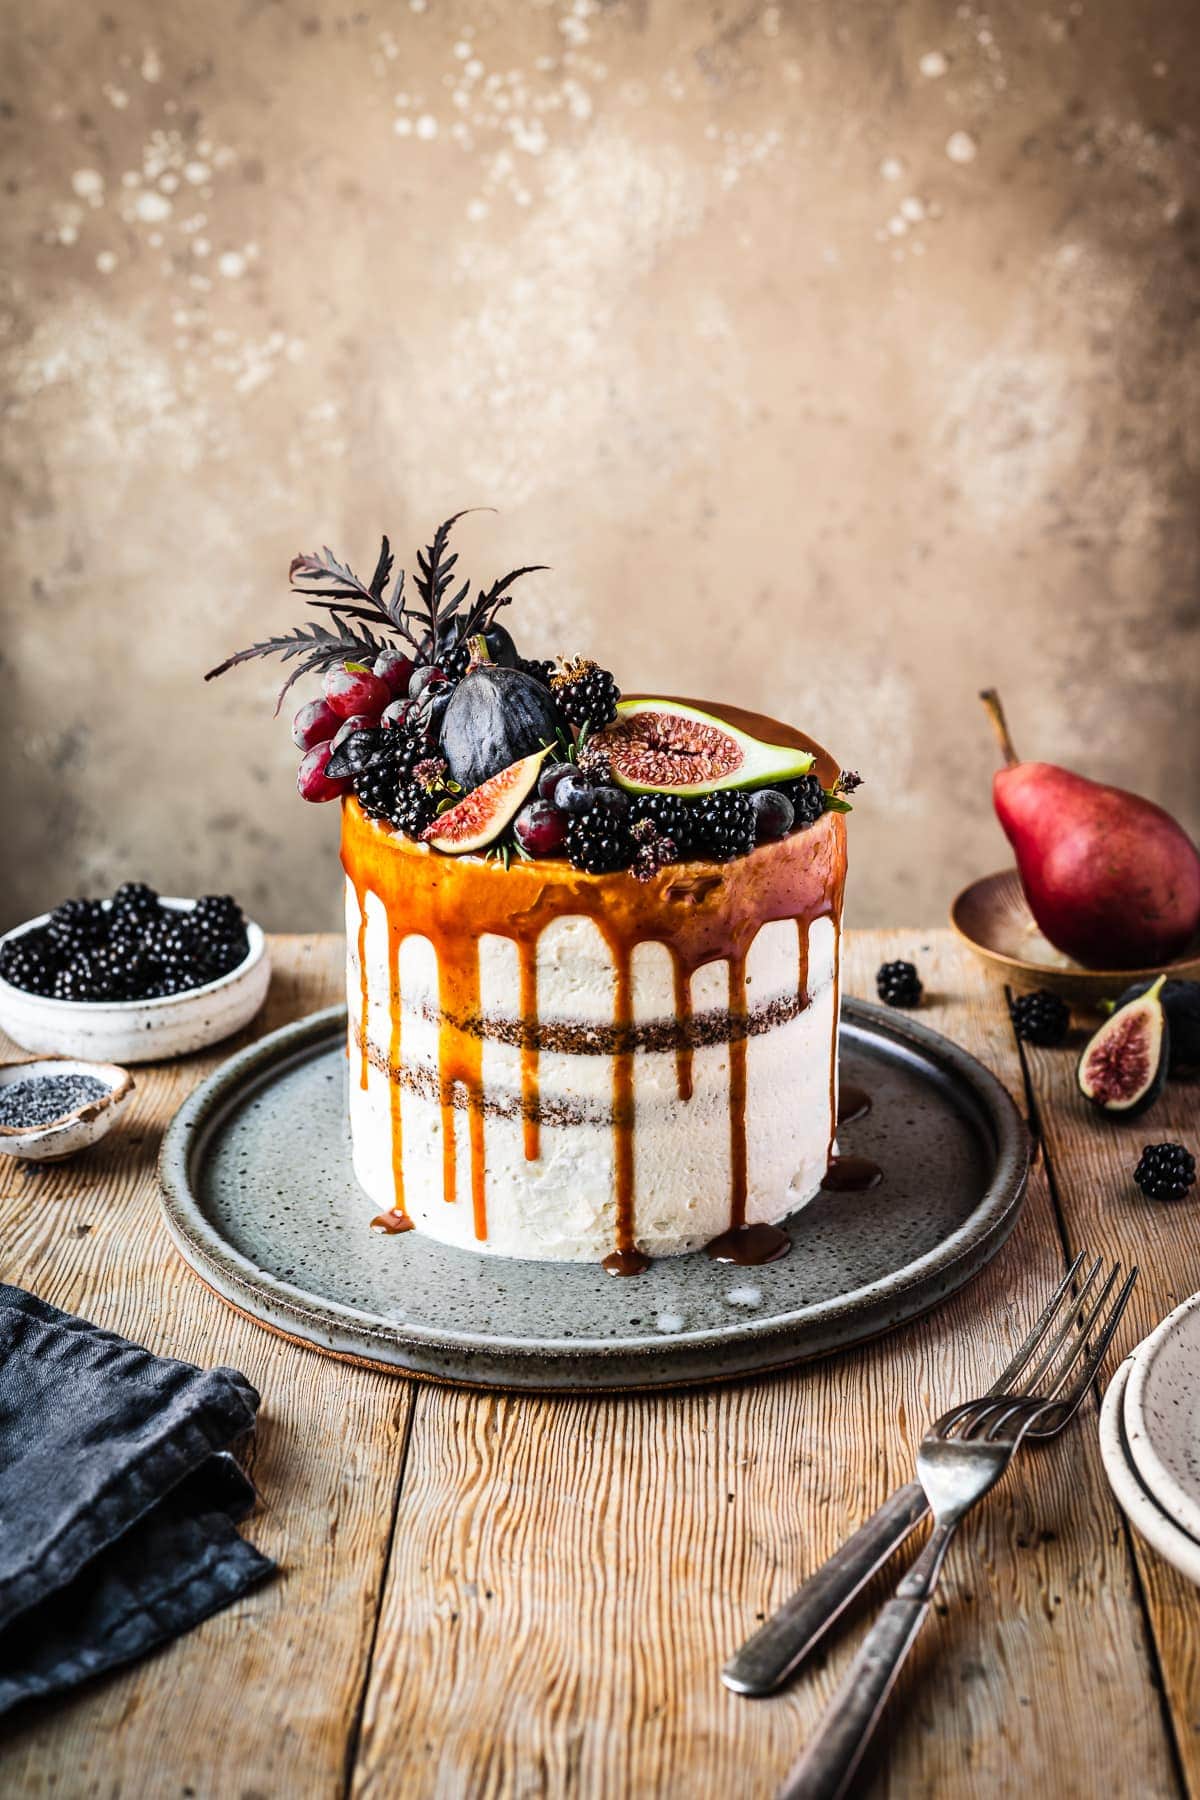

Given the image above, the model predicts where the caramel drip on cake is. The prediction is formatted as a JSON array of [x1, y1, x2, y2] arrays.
[[386, 913, 408, 1224], [672, 960, 694, 1102], [518, 937, 541, 1161], [356, 887, 370, 1092], [436, 938, 489, 1238], [727, 953, 749, 1231], [826, 921, 842, 1173], [340, 700, 847, 1263]]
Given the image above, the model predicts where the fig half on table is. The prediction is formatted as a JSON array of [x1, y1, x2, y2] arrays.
[[1078, 975, 1170, 1118]]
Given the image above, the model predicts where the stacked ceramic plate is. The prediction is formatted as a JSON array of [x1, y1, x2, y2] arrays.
[[1100, 1293, 1200, 1585]]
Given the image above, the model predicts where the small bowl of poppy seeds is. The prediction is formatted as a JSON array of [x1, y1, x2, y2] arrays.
[[0, 1059, 135, 1162]]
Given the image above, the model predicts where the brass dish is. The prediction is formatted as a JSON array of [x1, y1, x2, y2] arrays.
[[950, 869, 1200, 1007]]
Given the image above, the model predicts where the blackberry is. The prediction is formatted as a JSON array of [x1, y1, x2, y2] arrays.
[[782, 774, 825, 830], [691, 791, 756, 862], [390, 783, 437, 839], [0, 932, 59, 996], [550, 659, 620, 733], [53, 950, 110, 1002], [876, 960, 923, 1008], [353, 757, 402, 823], [111, 881, 159, 927], [103, 935, 152, 999], [142, 915, 197, 977], [517, 656, 556, 687], [632, 794, 700, 859], [194, 894, 244, 933], [46, 897, 107, 954], [191, 895, 249, 977], [1009, 989, 1071, 1047], [1133, 1142, 1197, 1202], [565, 810, 635, 874]]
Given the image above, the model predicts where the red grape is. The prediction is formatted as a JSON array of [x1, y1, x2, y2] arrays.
[[513, 800, 567, 857], [374, 648, 415, 695], [297, 741, 351, 802], [292, 697, 340, 750], [538, 760, 575, 802], [323, 661, 391, 720]]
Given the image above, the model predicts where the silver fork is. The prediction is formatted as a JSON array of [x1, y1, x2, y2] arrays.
[[774, 1260, 1137, 1800], [724, 1251, 1127, 1698]]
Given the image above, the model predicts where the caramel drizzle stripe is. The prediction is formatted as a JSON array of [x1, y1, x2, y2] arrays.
[[825, 911, 842, 1171], [518, 938, 541, 1161], [672, 958, 694, 1103], [610, 943, 637, 1257], [386, 914, 409, 1224], [727, 953, 749, 1233], [437, 937, 489, 1239], [356, 886, 370, 1093]]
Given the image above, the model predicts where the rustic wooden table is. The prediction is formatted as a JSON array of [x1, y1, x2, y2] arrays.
[[2, 928, 1197, 1798]]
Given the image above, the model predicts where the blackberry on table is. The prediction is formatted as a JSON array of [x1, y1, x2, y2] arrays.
[[565, 810, 635, 874], [1134, 1142, 1196, 1202], [46, 898, 107, 954], [782, 774, 825, 830], [1009, 989, 1071, 1046], [691, 791, 756, 862], [551, 659, 620, 733], [877, 960, 923, 1009]]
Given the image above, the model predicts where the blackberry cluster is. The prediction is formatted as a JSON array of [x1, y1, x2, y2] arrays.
[[631, 794, 700, 859], [1009, 989, 1071, 1046], [551, 661, 620, 733], [876, 960, 923, 1008], [349, 730, 428, 827], [565, 812, 634, 874], [782, 774, 826, 830], [0, 886, 250, 1002], [1133, 1142, 1196, 1202], [690, 791, 756, 862]]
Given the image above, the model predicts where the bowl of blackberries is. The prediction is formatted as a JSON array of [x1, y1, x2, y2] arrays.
[[0, 884, 270, 1063]]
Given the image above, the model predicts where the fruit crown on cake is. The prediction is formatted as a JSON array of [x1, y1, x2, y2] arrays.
[[207, 511, 859, 877]]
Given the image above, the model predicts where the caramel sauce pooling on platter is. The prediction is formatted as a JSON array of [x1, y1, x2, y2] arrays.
[[341, 700, 847, 1263]]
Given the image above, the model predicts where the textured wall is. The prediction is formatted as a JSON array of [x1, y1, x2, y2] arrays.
[[3, 0, 1198, 933]]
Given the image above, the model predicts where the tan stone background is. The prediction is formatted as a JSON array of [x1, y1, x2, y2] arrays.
[[2, 0, 1198, 932]]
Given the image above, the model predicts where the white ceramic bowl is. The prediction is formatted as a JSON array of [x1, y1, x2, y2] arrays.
[[0, 1057, 135, 1161], [1122, 1288, 1200, 1545], [0, 899, 271, 1063]]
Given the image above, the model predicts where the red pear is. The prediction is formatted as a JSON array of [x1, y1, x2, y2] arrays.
[[980, 689, 1200, 970]]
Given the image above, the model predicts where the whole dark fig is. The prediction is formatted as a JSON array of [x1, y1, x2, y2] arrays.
[[1111, 977, 1200, 1070], [440, 665, 559, 791]]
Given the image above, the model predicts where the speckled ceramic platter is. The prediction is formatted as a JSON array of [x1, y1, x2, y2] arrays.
[[158, 1000, 1030, 1392], [1122, 1291, 1200, 1546]]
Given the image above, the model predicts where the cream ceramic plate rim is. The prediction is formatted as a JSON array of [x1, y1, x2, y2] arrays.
[[1099, 1360, 1200, 1586], [1122, 1289, 1200, 1543]]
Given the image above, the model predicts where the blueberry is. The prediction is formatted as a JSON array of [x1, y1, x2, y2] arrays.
[[554, 772, 595, 815], [751, 788, 795, 844]]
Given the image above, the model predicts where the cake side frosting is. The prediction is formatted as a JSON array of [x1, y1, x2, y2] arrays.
[[341, 707, 847, 1265]]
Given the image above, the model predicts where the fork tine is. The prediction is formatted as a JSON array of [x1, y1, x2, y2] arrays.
[[983, 1266, 1139, 1440], [988, 1249, 1088, 1396], [1036, 1262, 1123, 1403], [1016, 1256, 1106, 1393]]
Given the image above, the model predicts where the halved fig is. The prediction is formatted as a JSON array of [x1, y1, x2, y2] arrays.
[[420, 746, 550, 855], [1111, 977, 1200, 1071], [1077, 974, 1170, 1116], [598, 698, 815, 797]]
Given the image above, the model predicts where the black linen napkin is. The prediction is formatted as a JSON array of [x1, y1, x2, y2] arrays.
[[0, 1284, 276, 1716]]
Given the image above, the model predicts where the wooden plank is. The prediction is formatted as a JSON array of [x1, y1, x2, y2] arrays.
[[350, 931, 1178, 1798], [0, 937, 415, 1800], [1021, 1011, 1200, 1793]]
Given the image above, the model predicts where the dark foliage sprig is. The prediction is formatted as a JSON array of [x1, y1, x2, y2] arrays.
[[205, 616, 388, 714], [207, 510, 549, 709]]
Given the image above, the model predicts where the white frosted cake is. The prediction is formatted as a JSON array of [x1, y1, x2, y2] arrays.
[[208, 514, 853, 1274], [342, 701, 847, 1271]]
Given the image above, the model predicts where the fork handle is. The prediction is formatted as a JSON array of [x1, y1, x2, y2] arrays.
[[775, 1589, 932, 1800], [721, 1482, 928, 1697]]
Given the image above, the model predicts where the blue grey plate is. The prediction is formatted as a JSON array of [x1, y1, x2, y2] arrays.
[[157, 1001, 1030, 1391]]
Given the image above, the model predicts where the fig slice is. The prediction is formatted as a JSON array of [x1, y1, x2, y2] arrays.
[[421, 746, 550, 856], [1077, 974, 1170, 1116], [598, 698, 815, 797], [1110, 977, 1200, 1071]]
